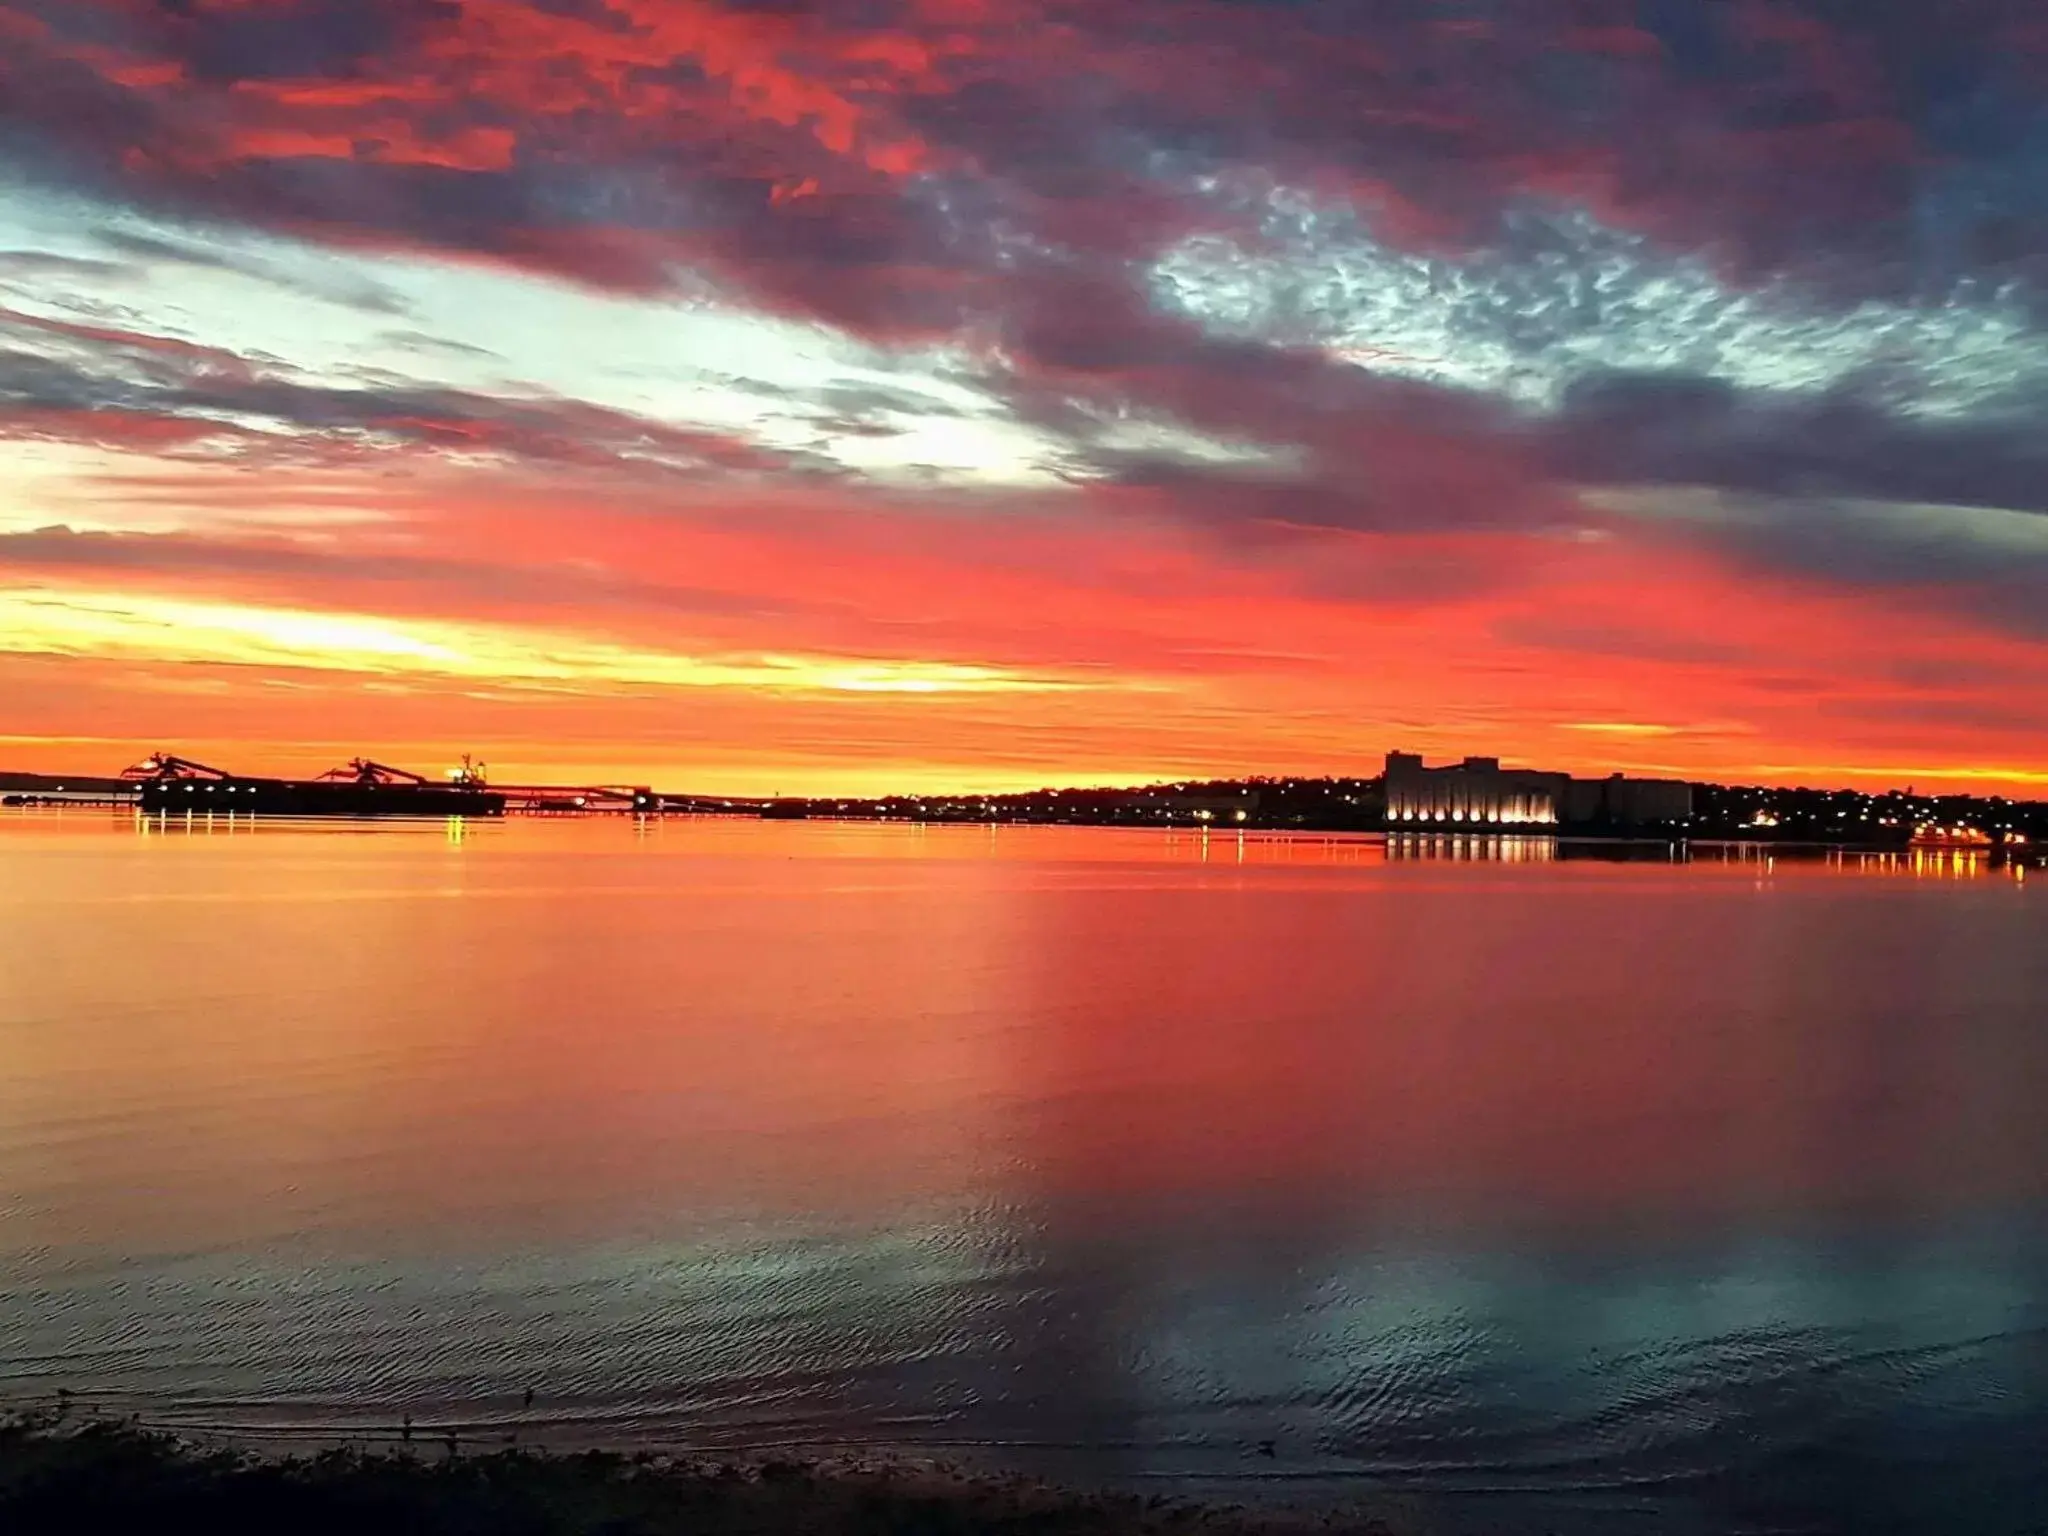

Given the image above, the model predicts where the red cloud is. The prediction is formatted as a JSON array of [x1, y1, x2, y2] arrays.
[[1, 305, 258, 376], [0, 407, 249, 450], [10, 0, 2039, 325], [217, 122, 518, 172], [425, 0, 938, 178]]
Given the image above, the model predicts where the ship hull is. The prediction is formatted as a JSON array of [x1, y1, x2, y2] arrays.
[[137, 779, 505, 818]]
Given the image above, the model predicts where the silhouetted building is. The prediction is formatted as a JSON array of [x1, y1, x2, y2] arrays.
[[1384, 752, 1566, 826], [1385, 753, 1693, 829], [1562, 773, 1694, 826]]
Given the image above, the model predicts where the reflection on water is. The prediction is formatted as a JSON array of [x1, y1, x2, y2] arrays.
[[111, 806, 2040, 883], [2, 813, 2045, 1534], [1386, 832, 1557, 862]]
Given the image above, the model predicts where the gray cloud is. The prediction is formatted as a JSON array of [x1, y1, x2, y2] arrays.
[[1545, 372, 2048, 516], [0, 308, 818, 477], [0, 249, 127, 281], [96, 229, 410, 315], [1592, 486, 2048, 640]]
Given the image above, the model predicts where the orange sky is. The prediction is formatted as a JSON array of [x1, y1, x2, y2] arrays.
[[5, 457, 2046, 795]]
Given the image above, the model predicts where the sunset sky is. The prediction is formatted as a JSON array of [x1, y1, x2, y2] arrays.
[[2, 0, 2046, 795]]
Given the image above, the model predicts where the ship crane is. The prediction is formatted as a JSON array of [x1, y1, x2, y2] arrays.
[[316, 758, 431, 787], [118, 748, 642, 817], [122, 752, 231, 782]]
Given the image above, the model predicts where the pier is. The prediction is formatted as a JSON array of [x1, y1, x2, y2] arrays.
[[5, 753, 665, 819]]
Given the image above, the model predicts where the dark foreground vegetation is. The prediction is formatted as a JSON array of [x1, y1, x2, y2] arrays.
[[0, 1415, 1395, 1536]]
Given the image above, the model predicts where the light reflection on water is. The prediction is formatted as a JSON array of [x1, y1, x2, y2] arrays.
[[2, 814, 2044, 1534]]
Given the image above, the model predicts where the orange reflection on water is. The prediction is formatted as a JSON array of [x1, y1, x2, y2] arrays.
[[2, 815, 2044, 1272]]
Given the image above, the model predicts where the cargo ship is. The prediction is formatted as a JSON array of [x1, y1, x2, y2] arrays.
[[128, 754, 505, 818]]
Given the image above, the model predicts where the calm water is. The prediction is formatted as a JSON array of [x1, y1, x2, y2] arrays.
[[3, 815, 2045, 1534]]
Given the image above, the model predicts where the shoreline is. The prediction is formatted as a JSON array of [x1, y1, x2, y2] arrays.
[[1, 1410, 1406, 1536], [0, 800, 1998, 851]]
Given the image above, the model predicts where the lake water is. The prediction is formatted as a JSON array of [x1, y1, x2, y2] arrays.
[[3, 814, 2045, 1534]]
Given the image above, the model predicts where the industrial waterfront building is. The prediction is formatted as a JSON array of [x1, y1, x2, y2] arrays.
[[1384, 752, 1692, 829], [1562, 773, 1695, 827], [1384, 753, 1564, 826]]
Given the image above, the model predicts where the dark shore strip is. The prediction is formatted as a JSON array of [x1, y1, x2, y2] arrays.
[[1, 1412, 1400, 1536]]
